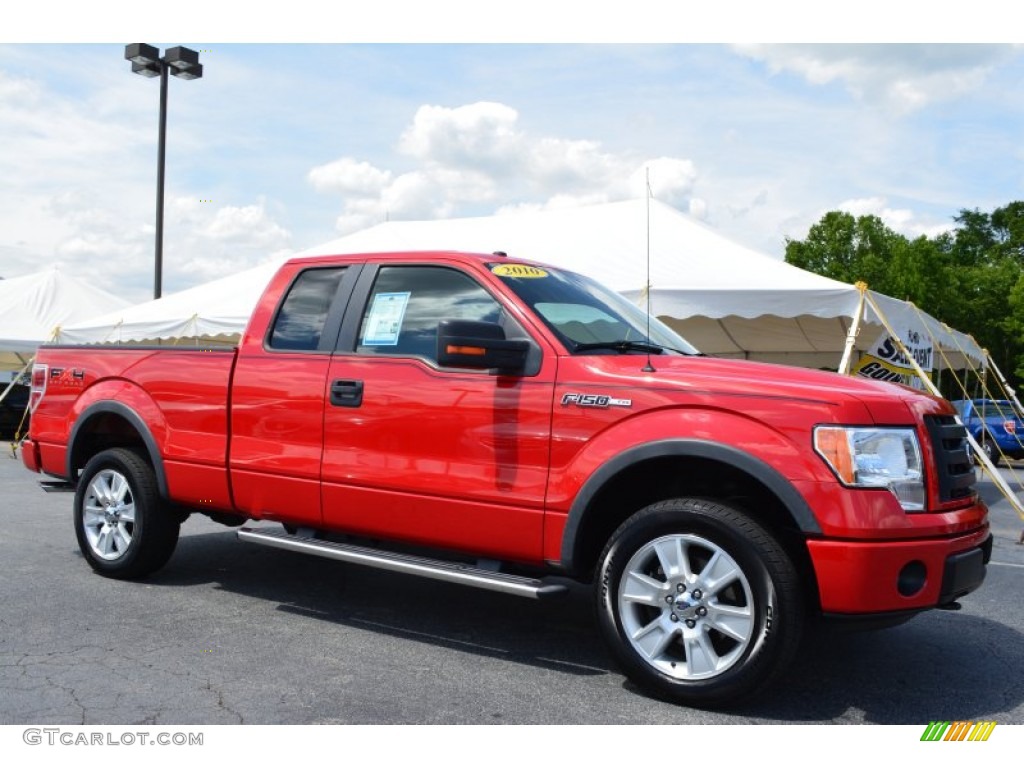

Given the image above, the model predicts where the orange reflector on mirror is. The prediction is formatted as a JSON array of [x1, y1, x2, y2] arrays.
[[446, 345, 486, 356]]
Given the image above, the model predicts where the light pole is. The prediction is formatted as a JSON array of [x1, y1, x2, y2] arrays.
[[124, 44, 203, 299]]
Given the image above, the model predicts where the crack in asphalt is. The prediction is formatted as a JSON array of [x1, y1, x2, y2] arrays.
[[0, 643, 245, 724]]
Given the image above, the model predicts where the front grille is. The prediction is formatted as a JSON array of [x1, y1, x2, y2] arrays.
[[924, 414, 977, 503]]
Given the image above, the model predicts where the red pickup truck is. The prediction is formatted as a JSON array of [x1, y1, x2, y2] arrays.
[[22, 251, 991, 707]]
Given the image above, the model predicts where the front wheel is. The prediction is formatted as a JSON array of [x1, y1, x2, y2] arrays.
[[978, 436, 1000, 467], [595, 498, 803, 707], [74, 448, 180, 579]]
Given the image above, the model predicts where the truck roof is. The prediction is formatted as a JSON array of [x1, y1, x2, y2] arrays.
[[286, 250, 538, 269]]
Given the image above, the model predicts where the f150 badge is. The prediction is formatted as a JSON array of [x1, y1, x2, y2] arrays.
[[561, 392, 632, 408]]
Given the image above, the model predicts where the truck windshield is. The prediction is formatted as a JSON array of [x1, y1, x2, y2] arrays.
[[489, 263, 700, 356]]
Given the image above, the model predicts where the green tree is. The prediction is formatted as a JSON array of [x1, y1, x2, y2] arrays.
[[989, 202, 1024, 260], [785, 212, 900, 289], [784, 210, 924, 304], [786, 204, 1024, 389]]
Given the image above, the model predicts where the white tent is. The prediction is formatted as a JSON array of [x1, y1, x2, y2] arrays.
[[60, 199, 984, 370], [300, 199, 984, 369], [58, 259, 284, 347], [0, 268, 131, 372]]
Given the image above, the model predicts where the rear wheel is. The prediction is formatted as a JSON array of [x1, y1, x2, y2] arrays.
[[595, 498, 803, 707], [74, 448, 180, 579]]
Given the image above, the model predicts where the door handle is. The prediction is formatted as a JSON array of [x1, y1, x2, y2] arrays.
[[330, 379, 364, 408]]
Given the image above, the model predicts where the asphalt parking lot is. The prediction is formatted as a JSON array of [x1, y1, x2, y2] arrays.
[[1, 446, 1022, 726]]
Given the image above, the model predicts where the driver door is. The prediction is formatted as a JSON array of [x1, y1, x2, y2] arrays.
[[319, 262, 556, 562]]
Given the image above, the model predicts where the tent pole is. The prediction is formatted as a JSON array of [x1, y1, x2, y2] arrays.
[[838, 281, 868, 375], [863, 292, 1024, 521], [984, 352, 1024, 414]]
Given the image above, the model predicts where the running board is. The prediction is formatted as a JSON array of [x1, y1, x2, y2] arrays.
[[40, 479, 75, 493], [237, 526, 568, 600]]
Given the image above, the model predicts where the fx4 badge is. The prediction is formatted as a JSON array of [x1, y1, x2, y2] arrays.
[[49, 368, 86, 387], [561, 392, 632, 409]]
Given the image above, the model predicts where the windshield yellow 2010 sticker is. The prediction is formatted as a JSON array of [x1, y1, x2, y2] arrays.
[[491, 264, 549, 279]]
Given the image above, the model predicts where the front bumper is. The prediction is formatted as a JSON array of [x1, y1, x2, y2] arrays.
[[807, 526, 992, 614], [939, 536, 991, 604]]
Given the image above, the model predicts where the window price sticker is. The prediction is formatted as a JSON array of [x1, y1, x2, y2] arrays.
[[362, 291, 411, 346]]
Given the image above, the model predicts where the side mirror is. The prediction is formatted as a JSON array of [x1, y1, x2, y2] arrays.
[[437, 320, 529, 373]]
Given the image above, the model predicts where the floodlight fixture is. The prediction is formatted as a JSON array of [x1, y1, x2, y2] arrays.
[[125, 43, 159, 66], [122, 43, 205, 299]]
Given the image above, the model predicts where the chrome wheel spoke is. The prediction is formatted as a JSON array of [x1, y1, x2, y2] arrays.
[[700, 550, 740, 594], [632, 618, 678, 659], [96, 526, 115, 556], [684, 632, 719, 676], [83, 506, 105, 529], [113, 522, 133, 553], [93, 475, 114, 506], [653, 538, 688, 580], [119, 505, 136, 525], [622, 571, 666, 606], [706, 602, 753, 642], [109, 473, 130, 505]]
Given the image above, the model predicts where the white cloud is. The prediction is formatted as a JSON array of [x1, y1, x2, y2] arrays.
[[836, 196, 954, 239], [170, 198, 292, 285], [629, 158, 698, 209], [200, 201, 291, 244], [308, 158, 392, 195], [380, 172, 450, 218], [312, 101, 702, 234], [688, 198, 708, 221], [40, 194, 293, 299], [0, 69, 41, 104], [734, 44, 1015, 113], [398, 102, 522, 171]]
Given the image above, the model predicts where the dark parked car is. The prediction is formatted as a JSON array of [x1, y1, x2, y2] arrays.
[[0, 383, 30, 440]]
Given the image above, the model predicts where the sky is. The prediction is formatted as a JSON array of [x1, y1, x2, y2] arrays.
[[2, 4, 1023, 303]]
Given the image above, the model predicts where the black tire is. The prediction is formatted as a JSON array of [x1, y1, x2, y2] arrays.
[[73, 448, 180, 579], [595, 497, 803, 708], [979, 436, 1000, 467]]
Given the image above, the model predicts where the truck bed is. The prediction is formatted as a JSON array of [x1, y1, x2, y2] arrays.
[[26, 345, 238, 512]]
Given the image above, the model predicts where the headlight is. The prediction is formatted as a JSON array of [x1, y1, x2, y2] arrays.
[[814, 426, 925, 511]]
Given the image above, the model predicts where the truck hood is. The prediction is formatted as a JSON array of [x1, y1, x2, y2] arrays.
[[569, 353, 949, 424]]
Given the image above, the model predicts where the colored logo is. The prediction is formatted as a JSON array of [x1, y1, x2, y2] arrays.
[[48, 367, 86, 387], [920, 721, 996, 742]]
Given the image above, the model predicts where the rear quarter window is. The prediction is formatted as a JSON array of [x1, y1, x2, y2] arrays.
[[268, 267, 347, 351]]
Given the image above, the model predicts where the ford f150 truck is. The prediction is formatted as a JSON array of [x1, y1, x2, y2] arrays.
[[22, 251, 991, 707]]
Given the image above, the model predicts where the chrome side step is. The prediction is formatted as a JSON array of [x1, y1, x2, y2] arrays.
[[40, 479, 75, 493], [237, 526, 568, 600]]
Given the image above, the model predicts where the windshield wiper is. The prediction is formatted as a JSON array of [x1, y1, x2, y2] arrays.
[[573, 340, 666, 355]]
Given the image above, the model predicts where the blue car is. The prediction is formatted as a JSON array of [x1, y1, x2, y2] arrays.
[[952, 398, 1024, 465]]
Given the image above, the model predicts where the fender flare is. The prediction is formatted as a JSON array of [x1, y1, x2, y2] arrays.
[[559, 438, 820, 572], [67, 400, 169, 499]]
